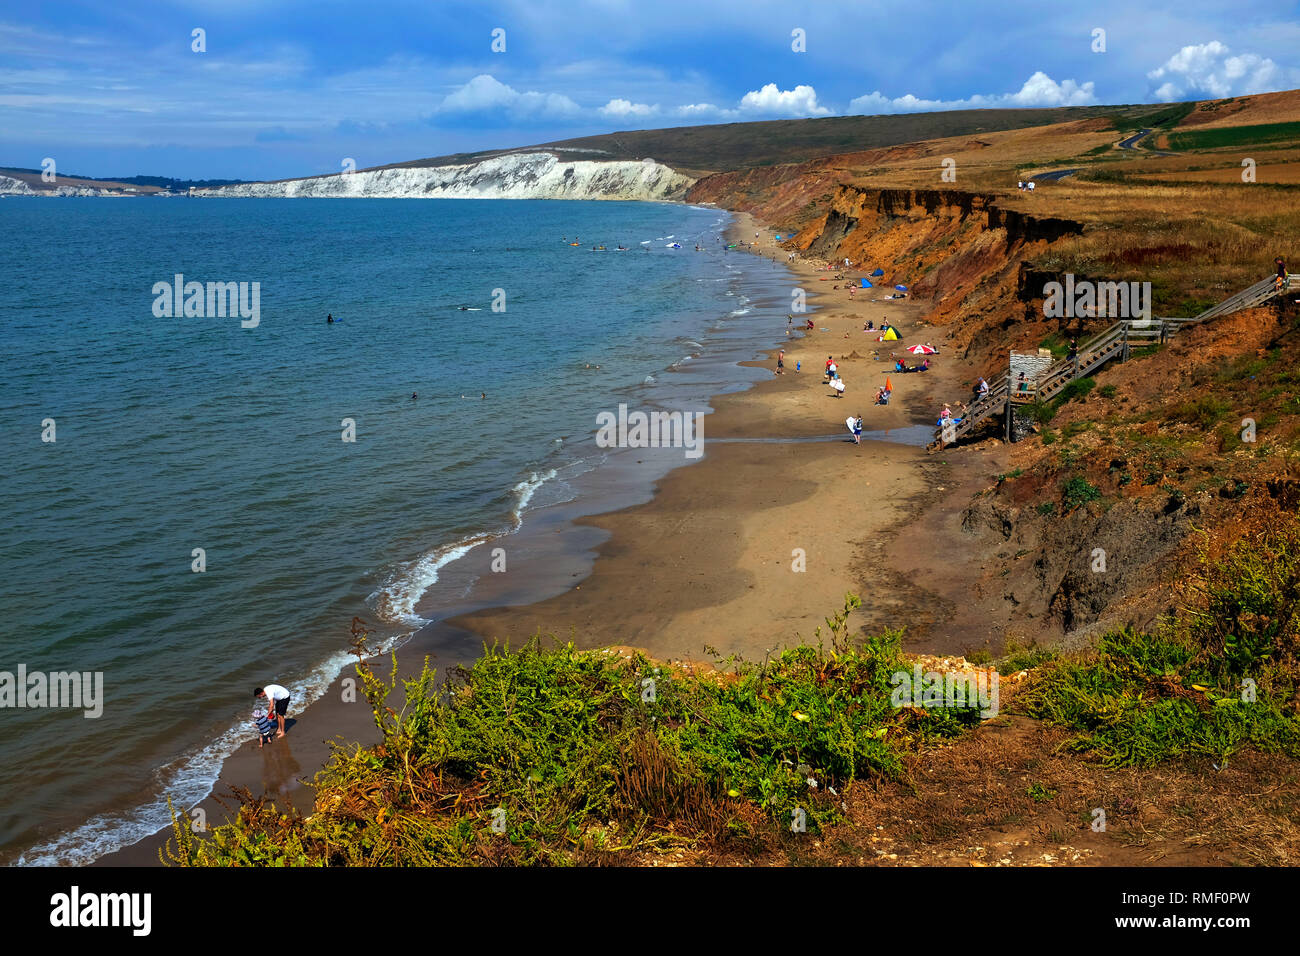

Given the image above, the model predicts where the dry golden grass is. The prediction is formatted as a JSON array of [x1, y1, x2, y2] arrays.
[[1174, 89, 1300, 130]]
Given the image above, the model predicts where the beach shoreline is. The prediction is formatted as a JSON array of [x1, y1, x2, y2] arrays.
[[91, 205, 1004, 867]]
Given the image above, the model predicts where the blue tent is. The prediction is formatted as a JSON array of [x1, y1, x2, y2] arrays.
[[860, 278, 873, 288], [871, 268, 884, 277], [895, 284, 908, 292]]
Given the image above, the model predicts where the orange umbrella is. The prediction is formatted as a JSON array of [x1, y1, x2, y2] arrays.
[[885, 376, 893, 391]]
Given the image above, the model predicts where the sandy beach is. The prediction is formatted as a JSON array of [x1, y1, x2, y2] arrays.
[[450, 211, 976, 660], [97, 208, 1005, 866]]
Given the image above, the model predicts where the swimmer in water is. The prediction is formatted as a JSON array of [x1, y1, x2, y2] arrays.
[[327, 314, 333, 324], [411, 393, 417, 400]]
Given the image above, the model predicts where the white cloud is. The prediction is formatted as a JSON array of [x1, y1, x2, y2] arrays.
[[674, 102, 734, 119], [737, 83, 830, 117], [848, 72, 1096, 115], [1005, 72, 1096, 107], [1147, 41, 1293, 101], [437, 74, 581, 119], [600, 98, 658, 118]]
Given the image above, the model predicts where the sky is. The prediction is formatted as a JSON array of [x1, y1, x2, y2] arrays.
[[3, 0, 1299, 181]]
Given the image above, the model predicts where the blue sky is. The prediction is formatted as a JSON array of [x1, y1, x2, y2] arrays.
[[3, 0, 1299, 180]]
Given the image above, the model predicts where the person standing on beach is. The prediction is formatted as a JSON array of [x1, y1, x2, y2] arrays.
[[255, 684, 291, 739], [776, 350, 785, 375]]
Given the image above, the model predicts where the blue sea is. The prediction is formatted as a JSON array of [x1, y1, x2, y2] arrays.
[[0, 196, 798, 864]]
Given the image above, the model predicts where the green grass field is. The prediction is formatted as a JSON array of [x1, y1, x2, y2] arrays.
[[1167, 120, 1300, 151]]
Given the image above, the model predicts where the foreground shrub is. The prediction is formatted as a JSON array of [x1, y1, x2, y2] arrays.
[[164, 597, 982, 866]]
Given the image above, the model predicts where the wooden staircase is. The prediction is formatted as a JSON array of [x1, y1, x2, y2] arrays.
[[929, 275, 1292, 450]]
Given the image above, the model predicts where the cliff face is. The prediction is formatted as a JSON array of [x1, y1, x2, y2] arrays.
[[0, 174, 128, 197], [773, 184, 1085, 369], [196, 153, 694, 201]]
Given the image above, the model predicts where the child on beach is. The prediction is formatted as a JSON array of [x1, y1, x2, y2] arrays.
[[253, 707, 277, 747], [847, 415, 863, 443]]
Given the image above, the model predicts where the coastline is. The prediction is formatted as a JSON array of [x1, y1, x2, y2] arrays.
[[92, 205, 1001, 867]]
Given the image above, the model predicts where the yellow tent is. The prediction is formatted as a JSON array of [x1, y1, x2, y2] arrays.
[[881, 327, 899, 341]]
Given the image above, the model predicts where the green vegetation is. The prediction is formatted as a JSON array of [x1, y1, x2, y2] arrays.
[[1167, 120, 1300, 152], [1027, 378, 1096, 428], [1169, 395, 1232, 429], [999, 639, 1057, 675], [1098, 384, 1117, 399], [1027, 783, 1057, 803], [1021, 515, 1300, 766], [1133, 102, 1198, 132], [163, 597, 985, 866], [1062, 475, 1102, 510], [1056, 377, 1096, 405]]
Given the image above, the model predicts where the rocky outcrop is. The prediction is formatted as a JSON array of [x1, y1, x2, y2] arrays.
[[195, 152, 694, 201]]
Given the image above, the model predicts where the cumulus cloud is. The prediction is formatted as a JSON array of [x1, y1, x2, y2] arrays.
[[737, 83, 830, 117], [600, 98, 658, 118], [848, 72, 1097, 115], [437, 74, 581, 120], [1147, 41, 1293, 101]]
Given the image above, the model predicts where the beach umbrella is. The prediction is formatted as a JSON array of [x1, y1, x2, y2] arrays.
[[895, 284, 908, 292], [885, 376, 893, 391], [907, 344, 938, 355]]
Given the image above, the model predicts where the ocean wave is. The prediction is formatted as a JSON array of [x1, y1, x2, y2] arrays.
[[510, 468, 558, 524], [11, 637, 389, 868], [370, 535, 490, 627]]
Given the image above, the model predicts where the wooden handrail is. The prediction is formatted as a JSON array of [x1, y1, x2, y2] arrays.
[[929, 274, 1288, 449]]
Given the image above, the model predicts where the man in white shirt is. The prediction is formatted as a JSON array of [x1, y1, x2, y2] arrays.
[[254, 684, 291, 739]]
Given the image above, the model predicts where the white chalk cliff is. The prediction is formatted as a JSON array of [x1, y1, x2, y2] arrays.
[[0, 174, 130, 197], [194, 152, 694, 201]]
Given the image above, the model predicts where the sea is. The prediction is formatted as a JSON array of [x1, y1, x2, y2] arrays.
[[0, 196, 803, 865]]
